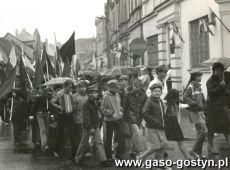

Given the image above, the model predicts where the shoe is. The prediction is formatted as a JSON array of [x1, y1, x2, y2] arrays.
[[157, 166, 172, 170], [107, 158, 115, 162], [84, 152, 93, 158], [130, 152, 136, 160], [100, 161, 112, 167], [75, 159, 84, 166], [14, 142, 20, 147], [136, 155, 142, 160], [53, 152, 61, 158], [190, 151, 200, 159], [207, 146, 219, 156]]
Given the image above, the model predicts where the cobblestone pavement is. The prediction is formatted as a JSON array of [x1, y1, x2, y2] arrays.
[[0, 122, 229, 170]]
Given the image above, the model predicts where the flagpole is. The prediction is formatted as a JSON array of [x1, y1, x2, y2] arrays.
[[209, 7, 230, 33], [9, 81, 15, 122], [46, 60, 49, 81], [54, 33, 62, 77]]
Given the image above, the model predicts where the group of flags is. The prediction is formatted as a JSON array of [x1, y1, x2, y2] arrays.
[[0, 31, 81, 100]]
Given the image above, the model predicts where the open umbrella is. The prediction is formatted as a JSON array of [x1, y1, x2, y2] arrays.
[[202, 57, 230, 67], [42, 77, 77, 86], [100, 66, 138, 76]]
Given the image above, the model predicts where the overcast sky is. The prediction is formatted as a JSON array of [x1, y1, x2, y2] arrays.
[[0, 0, 106, 44]]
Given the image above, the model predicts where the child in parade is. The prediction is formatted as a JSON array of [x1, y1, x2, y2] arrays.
[[164, 89, 191, 159], [183, 69, 208, 158], [75, 83, 110, 167], [138, 83, 171, 170]]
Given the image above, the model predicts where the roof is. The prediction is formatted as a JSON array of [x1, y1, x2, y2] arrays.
[[0, 38, 21, 58], [4, 33, 34, 60], [17, 28, 34, 41]]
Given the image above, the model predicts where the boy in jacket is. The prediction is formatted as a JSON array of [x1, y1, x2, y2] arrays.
[[75, 83, 109, 167], [138, 83, 171, 170]]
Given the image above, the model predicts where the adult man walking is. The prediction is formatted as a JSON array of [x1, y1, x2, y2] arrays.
[[206, 62, 230, 155]]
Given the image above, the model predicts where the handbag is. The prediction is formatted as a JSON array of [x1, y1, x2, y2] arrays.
[[190, 85, 205, 111]]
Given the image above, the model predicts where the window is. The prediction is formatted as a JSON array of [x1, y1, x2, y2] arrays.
[[147, 35, 159, 68], [190, 16, 210, 68]]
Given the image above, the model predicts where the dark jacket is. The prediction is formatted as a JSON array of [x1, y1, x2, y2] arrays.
[[82, 98, 100, 129], [123, 89, 147, 124], [206, 74, 230, 133], [31, 95, 48, 114], [206, 75, 228, 106], [142, 96, 165, 129], [6, 97, 26, 121]]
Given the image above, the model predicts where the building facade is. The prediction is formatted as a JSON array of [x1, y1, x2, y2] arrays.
[[106, 0, 230, 94], [95, 17, 107, 71], [75, 38, 95, 70]]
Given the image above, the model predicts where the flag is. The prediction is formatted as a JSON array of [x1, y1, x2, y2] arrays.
[[19, 56, 32, 96], [59, 32, 75, 63], [23, 55, 35, 77], [199, 18, 214, 36], [47, 55, 56, 78], [0, 63, 6, 86], [33, 57, 44, 88], [41, 45, 56, 78], [0, 67, 16, 100], [62, 57, 71, 77], [170, 23, 184, 43], [5, 46, 17, 78], [55, 47, 62, 77], [209, 7, 230, 33], [33, 29, 42, 60], [75, 56, 81, 76]]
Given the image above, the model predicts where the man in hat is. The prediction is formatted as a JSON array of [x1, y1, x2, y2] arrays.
[[206, 62, 230, 155], [75, 82, 110, 167], [146, 65, 168, 99], [101, 79, 125, 160], [139, 67, 150, 92], [51, 80, 78, 159]]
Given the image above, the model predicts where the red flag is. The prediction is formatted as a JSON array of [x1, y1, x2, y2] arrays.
[[55, 46, 62, 77], [33, 57, 44, 88], [33, 29, 42, 60], [5, 46, 17, 78], [59, 32, 75, 64], [0, 67, 16, 100], [62, 57, 71, 77], [0, 63, 6, 86], [75, 56, 81, 76], [41, 45, 56, 78], [19, 56, 32, 94]]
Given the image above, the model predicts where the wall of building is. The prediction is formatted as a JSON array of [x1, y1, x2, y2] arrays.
[[180, 0, 222, 97]]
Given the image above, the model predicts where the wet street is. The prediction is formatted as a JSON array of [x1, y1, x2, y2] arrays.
[[0, 123, 229, 170]]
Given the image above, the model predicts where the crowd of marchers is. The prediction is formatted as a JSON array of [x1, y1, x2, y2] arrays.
[[0, 62, 230, 169]]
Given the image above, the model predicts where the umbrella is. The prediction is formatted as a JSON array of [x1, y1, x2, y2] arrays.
[[202, 57, 230, 67], [80, 70, 100, 77], [101, 66, 138, 76], [42, 77, 77, 86]]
